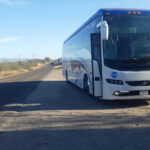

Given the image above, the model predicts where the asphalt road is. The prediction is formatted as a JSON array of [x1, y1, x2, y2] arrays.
[[0, 64, 52, 106], [0, 66, 150, 150]]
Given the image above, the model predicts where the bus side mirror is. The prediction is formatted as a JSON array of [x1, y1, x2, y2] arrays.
[[97, 21, 109, 40]]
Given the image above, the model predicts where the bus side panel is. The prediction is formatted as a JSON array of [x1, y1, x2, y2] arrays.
[[62, 15, 102, 95]]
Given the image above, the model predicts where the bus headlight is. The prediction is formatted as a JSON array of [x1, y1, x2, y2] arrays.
[[113, 91, 129, 96], [106, 79, 123, 85]]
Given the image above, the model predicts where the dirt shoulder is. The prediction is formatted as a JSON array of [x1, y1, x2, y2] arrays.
[[0, 68, 150, 150]]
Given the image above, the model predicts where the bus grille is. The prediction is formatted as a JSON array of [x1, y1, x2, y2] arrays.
[[126, 81, 150, 86]]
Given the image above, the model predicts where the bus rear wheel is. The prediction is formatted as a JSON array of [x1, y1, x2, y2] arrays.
[[84, 75, 89, 94], [65, 70, 69, 82]]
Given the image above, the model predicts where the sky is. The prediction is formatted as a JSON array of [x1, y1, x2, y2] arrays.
[[0, 0, 150, 59]]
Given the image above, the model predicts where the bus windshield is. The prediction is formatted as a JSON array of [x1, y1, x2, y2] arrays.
[[103, 15, 150, 70]]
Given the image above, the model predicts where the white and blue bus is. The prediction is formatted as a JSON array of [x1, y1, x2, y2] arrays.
[[62, 9, 150, 100]]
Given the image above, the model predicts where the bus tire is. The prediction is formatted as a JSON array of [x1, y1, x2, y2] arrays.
[[84, 74, 89, 94], [65, 70, 69, 82]]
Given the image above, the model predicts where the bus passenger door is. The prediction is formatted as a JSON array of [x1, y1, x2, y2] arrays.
[[91, 33, 102, 97]]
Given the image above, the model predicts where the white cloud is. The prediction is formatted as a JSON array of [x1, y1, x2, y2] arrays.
[[0, 36, 20, 43], [0, 0, 12, 5], [0, 0, 28, 6]]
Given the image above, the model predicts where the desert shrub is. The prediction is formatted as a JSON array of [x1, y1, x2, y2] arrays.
[[0, 58, 50, 72], [0, 62, 20, 71]]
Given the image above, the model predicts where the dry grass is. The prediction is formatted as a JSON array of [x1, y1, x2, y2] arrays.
[[0, 59, 51, 78], [54, 65, 62, 70], [0, 64, 47, 78], [31, 63, 46, 70], [0, 69, 28, 78]]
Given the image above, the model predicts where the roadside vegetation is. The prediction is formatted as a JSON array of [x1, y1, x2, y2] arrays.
[[0, 57, 51, 78]]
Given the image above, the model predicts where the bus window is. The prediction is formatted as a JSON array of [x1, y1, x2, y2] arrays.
[[91, 33, 101, 63]]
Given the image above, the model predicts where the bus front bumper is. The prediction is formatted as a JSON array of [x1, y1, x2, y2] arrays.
[[102, 80, 150, 100]]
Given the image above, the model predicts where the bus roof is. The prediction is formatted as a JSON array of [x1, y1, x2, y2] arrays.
[[101, 8, 150, 15], [64, 8, 150, 43]]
